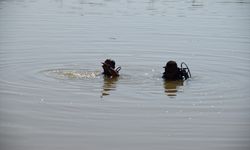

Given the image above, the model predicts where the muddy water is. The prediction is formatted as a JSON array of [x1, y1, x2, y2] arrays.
[[0, 0, 250, 150]]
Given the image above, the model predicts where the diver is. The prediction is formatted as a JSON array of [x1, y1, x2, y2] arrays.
[[102, 59, 121, 77], [162, 60, 191, 80]]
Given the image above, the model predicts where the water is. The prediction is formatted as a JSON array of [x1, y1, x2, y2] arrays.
[[0, 0, 250, 150]]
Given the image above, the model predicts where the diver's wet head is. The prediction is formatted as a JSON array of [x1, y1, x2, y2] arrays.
[[163, 60, 179, 80], [164, 61, 178, 74], [103, 59, 115, 69]]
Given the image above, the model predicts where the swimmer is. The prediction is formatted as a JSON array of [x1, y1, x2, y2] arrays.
[[102, 59, 121, 77], [162, 60, 191, 80]]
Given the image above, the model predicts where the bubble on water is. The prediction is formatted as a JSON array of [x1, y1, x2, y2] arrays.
[[40, 98, 44, 102], [210, 105, 215, 108]]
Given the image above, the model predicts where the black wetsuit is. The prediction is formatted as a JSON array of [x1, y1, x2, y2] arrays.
[[162, 68, 189, 80]]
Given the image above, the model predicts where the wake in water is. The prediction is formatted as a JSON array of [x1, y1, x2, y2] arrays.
[[43, 69, 101, 79]]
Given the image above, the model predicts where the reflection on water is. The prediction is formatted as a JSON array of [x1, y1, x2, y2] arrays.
[[163, 80, 184, 96], [101, 76, 118, 97]]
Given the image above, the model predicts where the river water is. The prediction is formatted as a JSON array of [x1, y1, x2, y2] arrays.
[[0, 0, 250, 150]]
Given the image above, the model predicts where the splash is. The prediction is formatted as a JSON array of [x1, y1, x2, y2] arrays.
[[44, 69, 101, 79]]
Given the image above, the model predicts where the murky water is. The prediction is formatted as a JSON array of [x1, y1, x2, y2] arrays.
[[0, 0, 250, 150]]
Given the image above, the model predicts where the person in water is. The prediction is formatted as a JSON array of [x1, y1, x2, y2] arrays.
[[162, 60, 190, 80], [102, 59, 121, 77]]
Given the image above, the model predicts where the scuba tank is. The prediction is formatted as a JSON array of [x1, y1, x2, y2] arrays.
[[116, 66, 121, 72], [180, 62, 191, 80]]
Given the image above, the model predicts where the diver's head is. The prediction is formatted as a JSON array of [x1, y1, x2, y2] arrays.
[[104, 59, 115, 69], [163, 60, 179, 80], [164, 60, 178, 73]]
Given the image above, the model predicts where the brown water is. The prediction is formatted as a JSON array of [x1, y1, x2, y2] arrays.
[[0, 0, 250, 150]]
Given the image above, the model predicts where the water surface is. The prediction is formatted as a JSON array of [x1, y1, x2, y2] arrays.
[[0, 0, 250, 150]]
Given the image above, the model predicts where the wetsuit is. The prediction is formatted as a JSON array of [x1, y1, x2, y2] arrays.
[[162, 68, 189, 80]]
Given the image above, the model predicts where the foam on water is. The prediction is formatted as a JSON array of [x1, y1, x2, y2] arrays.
[[43, 69, 101, 79]]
